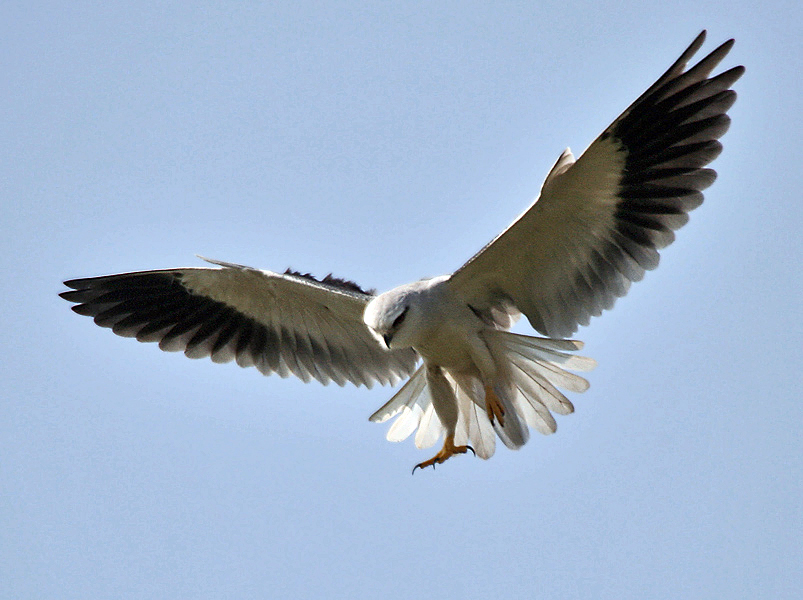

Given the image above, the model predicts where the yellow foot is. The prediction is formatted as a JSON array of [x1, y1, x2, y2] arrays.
[[485, 385, 505, 426], [412, 435, 475, 473]]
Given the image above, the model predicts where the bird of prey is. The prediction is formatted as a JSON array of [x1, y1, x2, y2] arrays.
[[61, 31, 743, 471]]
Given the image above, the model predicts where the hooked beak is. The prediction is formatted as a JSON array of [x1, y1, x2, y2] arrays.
[[383, 333, 393, 349]]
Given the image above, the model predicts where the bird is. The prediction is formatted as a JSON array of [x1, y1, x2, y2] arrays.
[[61, 31, 744, 472]]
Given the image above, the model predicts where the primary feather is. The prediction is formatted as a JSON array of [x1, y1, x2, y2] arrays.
[[449, 31, 744, 338]]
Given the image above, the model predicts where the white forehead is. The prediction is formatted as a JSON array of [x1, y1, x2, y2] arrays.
[[363, 286, 413, 332]]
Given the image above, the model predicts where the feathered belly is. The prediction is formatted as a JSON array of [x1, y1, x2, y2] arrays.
[[412, 324, 481, 375]]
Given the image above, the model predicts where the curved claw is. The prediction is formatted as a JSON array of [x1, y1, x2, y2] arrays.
[[410, 436, 475, 474], [412, 456, 440, 474]]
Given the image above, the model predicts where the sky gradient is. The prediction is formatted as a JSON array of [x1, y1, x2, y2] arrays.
[[3, 2, 801, 599]]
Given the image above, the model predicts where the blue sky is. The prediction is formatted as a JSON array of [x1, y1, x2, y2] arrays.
[[3, 2, 801, 599]]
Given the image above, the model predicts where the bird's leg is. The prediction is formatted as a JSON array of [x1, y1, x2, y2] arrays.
[[412, 434, 474, 473], [485, 385, 505, 427]]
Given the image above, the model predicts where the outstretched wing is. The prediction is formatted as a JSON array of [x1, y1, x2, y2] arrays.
[[448, 31, 744, 338], [61, 258, 418, 388]]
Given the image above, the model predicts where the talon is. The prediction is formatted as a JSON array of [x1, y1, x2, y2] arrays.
[[411, 435, 475, 474], [412, 459, 436, 474], [412, 455, 440, 474]]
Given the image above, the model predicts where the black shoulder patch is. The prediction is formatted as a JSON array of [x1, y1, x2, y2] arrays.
[[283, 268, 376, 296]]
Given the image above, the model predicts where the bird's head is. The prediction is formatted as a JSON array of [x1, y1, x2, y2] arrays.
[[363, 282, 428, 350]]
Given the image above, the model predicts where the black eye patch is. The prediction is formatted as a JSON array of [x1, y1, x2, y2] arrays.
[[391, 309, 408, 331]]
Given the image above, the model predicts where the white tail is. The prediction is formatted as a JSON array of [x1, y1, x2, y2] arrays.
[[369, 331, 596, 459]]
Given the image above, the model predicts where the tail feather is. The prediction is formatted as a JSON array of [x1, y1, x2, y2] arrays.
[[414, 403, 442, 449], [454, 374, 496, 459], [503, 334, 596, 372], [524, 357, 590, 393], [369, 365, 427, 423], [386, 404, 424, 442], [509, 357, 575, 416], [370, 331, 595, 459], [455, 394, 496, 460], [512, 393, 557, 435]]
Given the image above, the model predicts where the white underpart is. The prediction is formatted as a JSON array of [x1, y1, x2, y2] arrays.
[[370, 330, 596, 459]]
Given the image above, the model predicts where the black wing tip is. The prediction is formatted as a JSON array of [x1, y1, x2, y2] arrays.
[[728, 64, 747, 79], [716, 36, 734, 50], [59, 289, 83, 302], [698, 36, 743, 75], [62, 273, 129, 288], [69, 303, 97, 317], [692, 31, 737, 53], [62, 278, 87, 290]]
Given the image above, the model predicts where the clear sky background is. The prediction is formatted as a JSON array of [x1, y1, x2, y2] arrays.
[[3, 2, 801, 599]]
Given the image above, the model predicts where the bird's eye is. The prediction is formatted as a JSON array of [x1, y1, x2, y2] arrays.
[[391, 309, 407, 331]]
